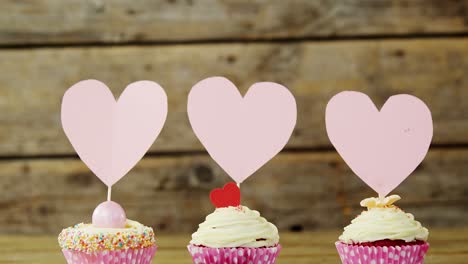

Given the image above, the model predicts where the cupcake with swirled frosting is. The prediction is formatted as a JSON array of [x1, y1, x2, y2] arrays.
[[188, 182, 281, 264], [335, 195, 430, 264]]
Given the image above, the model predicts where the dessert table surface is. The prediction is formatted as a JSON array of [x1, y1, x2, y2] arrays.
[[1, 228, 467, 263]]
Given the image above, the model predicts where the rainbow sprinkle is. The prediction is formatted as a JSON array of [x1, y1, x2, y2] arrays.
[[58, 221, 156, 253]]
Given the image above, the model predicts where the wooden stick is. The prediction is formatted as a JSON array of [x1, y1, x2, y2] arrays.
[[107, 186, 112, 201]]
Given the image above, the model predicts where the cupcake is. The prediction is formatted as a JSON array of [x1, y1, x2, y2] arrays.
[[336, 195, 429, 264], [59, 80, 168, 263], [188, 182, 281, 264], [58, 202, 157, 264]]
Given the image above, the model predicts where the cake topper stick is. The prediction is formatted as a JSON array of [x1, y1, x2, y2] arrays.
[[107, 186, 112, 201], [61, 79, 168, 228], [378, 193, 384, 201], [325, 91, 433, 198], [188, 76, 297, 184]]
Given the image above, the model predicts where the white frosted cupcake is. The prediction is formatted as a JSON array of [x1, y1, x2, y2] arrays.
[[336, 195, 429, 264], [188, 184, 281, 264]]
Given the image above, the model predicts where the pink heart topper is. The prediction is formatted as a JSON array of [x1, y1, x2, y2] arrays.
[[61, 80, 167, 187], [325, 91, 433, 197], [188, 77, 297, 183]]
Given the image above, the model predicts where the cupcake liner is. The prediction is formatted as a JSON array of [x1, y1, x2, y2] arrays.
[[187, 244, 281, 264], [62, 245, 157, 264], [335, 241, 429, 264]]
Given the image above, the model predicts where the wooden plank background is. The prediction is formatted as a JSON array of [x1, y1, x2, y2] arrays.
[[1, 0, 468, 45], [0, 0, 466, 235]]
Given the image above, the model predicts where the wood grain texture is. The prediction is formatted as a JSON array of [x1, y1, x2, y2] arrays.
[[1, 229, 467, 263], [0, 149, 465, 234], [343, 148, 468, 227], [1, 0, 468, 45], [0, 38, 467, 156]]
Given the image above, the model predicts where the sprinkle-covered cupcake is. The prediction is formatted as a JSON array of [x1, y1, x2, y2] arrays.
[[58, 203, 157, 264], [188, 183, 281, 264], [336, 195, 429, 264], [59, 80, 168, 263]]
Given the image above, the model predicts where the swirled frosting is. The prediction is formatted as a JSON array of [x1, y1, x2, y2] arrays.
[[339, 195, 429, 243], [190, 206, 279, 248], [58, 219, 156, 253]]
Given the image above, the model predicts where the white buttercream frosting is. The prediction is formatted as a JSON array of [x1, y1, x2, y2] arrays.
[[339, 195, 429, 243], [79, 219, 147, 235], [190, 206, 279, 248]]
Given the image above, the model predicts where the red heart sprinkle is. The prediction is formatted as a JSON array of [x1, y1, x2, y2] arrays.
[[210, 182, 241, 208]]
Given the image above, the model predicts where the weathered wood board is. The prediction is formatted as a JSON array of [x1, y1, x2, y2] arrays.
[[0, 149, 465, 234], [0, 38, 467, 156], [343, 148, 468, 226], [1, 229, 467, 263], [0, 0, 466, 248], [1, 0, 468, 45]]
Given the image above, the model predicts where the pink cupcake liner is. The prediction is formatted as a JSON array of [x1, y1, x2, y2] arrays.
[[187, 244, 281, 264], [335, 241, 429, 264], [62, 245, 157, 264]]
